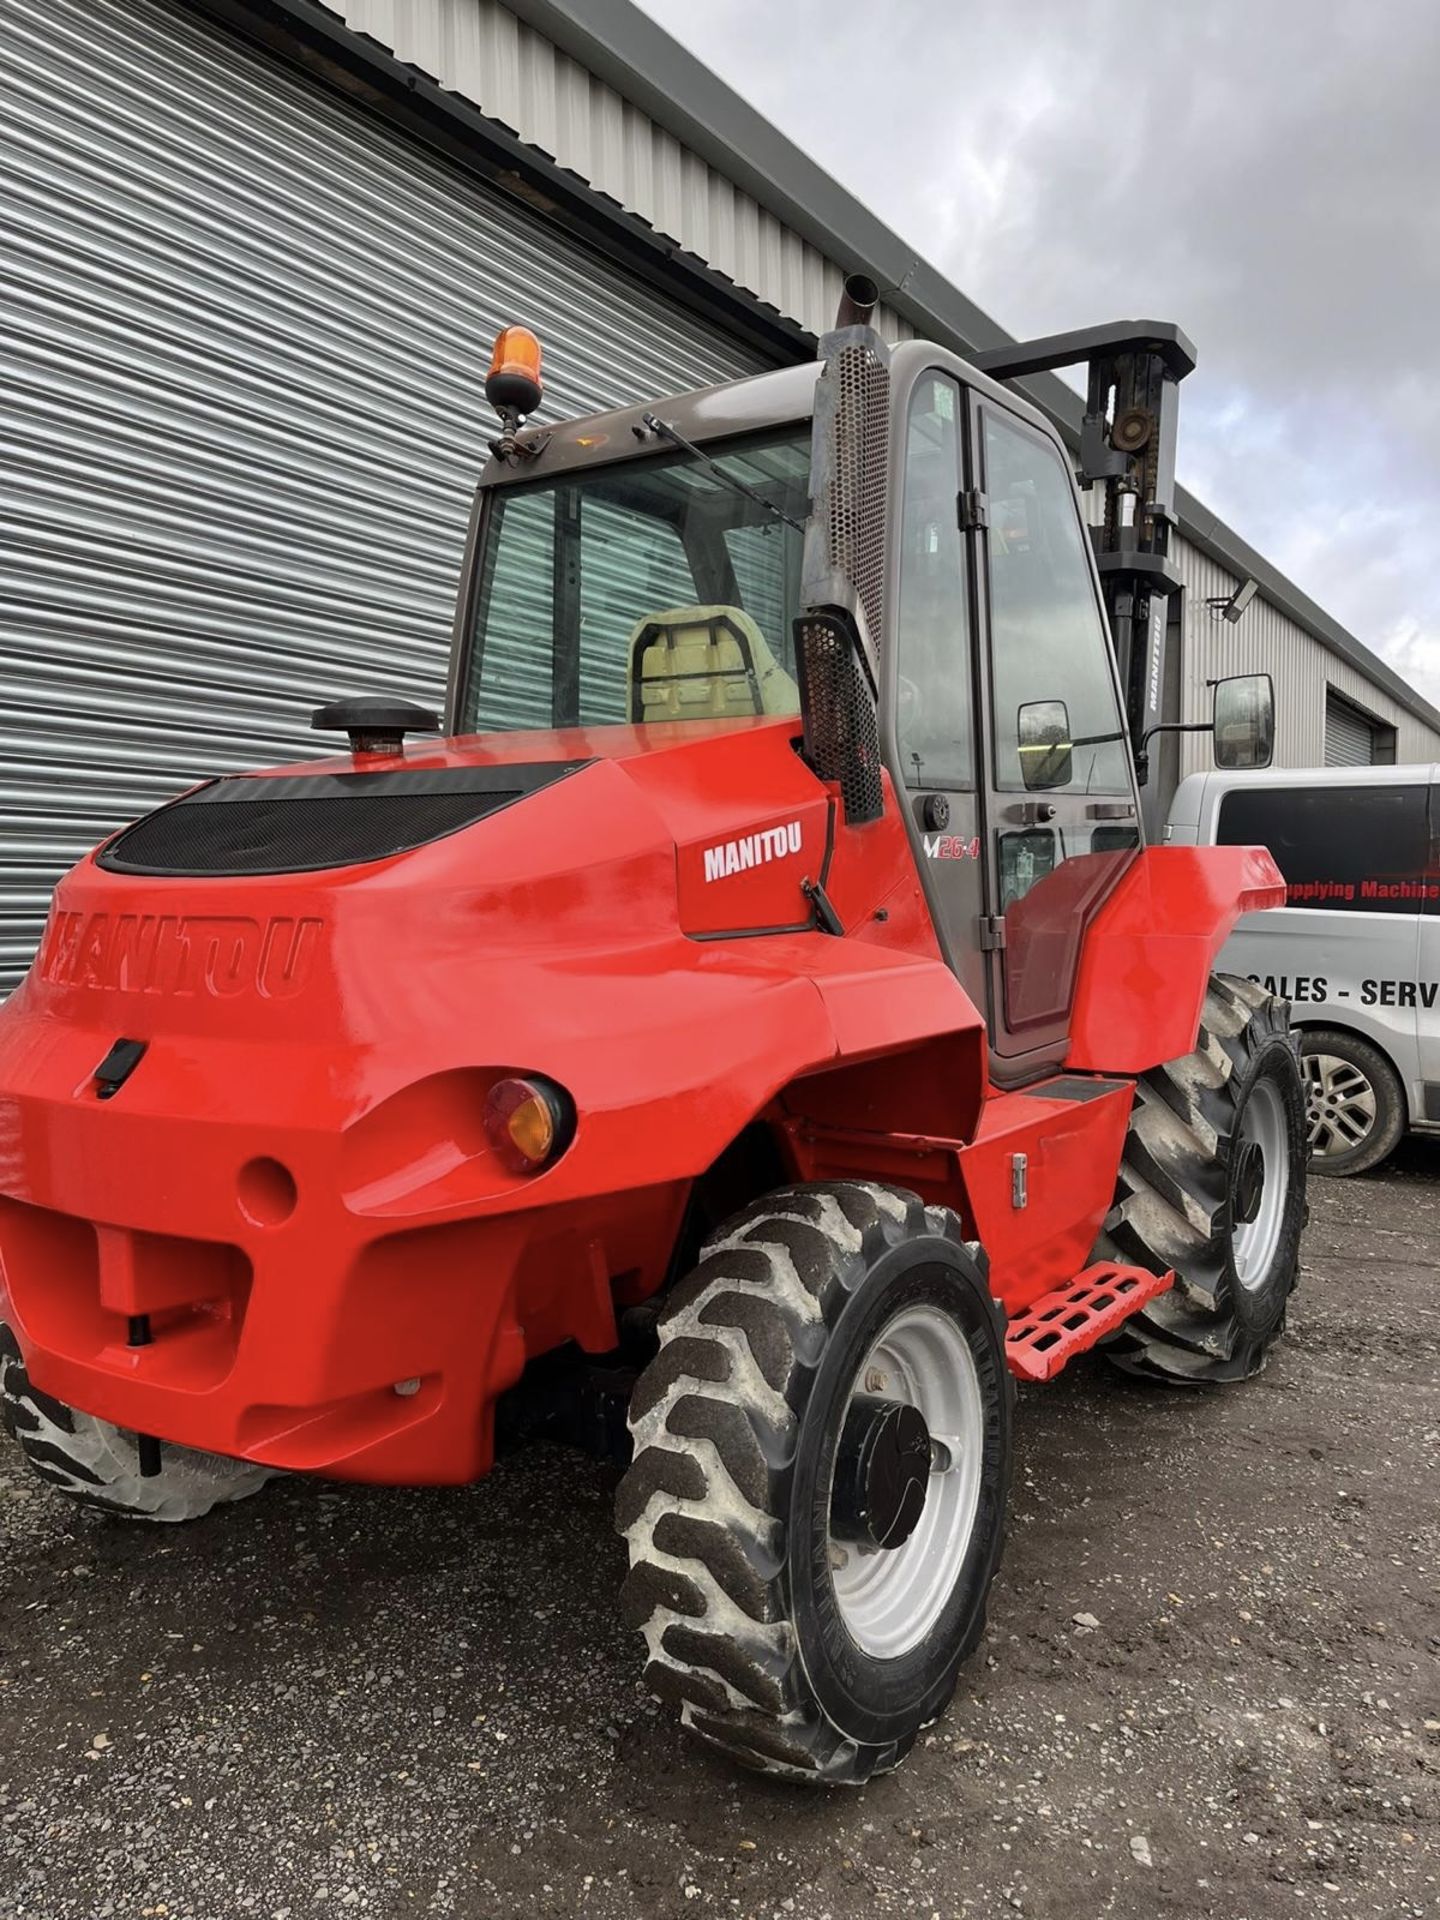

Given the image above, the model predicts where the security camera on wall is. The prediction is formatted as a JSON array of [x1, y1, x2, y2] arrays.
[[1207, 577, 1260, 625]]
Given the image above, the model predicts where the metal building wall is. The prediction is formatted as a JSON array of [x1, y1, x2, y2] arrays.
[[0, 0, 770, 990], [1172, 532, 1440, 778], [315, 0, 915, 349]]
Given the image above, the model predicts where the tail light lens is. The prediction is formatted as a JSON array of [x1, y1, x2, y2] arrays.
[[483, 1076, 573, 1174]]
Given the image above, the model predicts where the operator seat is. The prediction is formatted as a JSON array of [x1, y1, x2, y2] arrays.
[[625, 605, 799, 722]]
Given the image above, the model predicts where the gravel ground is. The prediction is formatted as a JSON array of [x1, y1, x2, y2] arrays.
[[1, 1150, 1436, 1920]]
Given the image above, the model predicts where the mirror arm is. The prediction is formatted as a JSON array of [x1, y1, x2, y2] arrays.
[[1133, 718, 1212, 788], [1137, 719, 1214, 752]]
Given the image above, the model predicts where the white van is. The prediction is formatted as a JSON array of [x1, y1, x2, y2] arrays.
[[1167, 764, 1440, 1175]]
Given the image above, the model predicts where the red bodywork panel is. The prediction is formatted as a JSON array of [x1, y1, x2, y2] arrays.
[[0, 715, 1278, 1481], [1066, 845, 1285, 1071], [787, 1073, 1135, 1316], [0, 721, 973, 1481]]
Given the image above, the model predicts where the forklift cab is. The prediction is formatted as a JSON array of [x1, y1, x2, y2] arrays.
[[453, 336, 1270, 1082]]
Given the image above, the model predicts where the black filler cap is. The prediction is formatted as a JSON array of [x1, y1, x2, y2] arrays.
[[311, 696, 442, 756]]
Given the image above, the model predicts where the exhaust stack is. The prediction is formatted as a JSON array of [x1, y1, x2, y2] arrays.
[[793, 274, 892, 828], [834, 272, 879, 331]]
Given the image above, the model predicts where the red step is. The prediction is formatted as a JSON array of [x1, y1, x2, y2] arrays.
[[1004, 1263, 1174, 1383]]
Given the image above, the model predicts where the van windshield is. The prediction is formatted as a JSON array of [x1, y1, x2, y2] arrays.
[[459, 428, 811, 735]]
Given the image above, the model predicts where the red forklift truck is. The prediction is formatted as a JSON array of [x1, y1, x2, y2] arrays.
[[0, 281, 1307, 1783]]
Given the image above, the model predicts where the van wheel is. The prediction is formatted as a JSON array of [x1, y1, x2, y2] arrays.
[[1300, 1029, 1406, 1176], [1100, 975, 1307, 1385], [616, 1183, 1012, 1783]]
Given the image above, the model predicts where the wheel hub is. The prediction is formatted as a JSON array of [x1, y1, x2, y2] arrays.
[[1233, 1137, 1266, 1225], [1230, 1075, 1291, 1292], [830, 1394, 931, 1552], [1303, 1052, 1377, 1156], [826, 1301, 987, 1659]]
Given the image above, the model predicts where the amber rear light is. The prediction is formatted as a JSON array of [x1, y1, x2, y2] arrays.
[[483, 1075, 573, 1174]]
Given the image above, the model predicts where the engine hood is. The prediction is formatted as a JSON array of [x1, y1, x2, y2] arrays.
[[0, 711, 974, 1246], [16, 716, 840, 1052], [0, 708, 986, 1489]]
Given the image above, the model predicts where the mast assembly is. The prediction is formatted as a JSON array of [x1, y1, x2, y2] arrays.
[[973, 321, 1196, 777]]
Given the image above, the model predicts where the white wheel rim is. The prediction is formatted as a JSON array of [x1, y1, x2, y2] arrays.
[[827, 1302, 985, 1660], [1303, 1051, 1377, 1158], [1231, 1077, 1290, 1293]]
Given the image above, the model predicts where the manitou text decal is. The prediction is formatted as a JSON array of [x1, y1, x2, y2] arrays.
[[703, 820, 803, 883], [38, 911, 323, 999]]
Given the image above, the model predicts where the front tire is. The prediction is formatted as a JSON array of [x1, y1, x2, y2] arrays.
[[617, 1182, 1012, 1784], [1101, 975, 1307, 1385], [0, 1326, 274, 1522]]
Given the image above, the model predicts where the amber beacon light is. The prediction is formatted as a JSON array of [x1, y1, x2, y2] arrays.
[[485, 325, 544, 419]]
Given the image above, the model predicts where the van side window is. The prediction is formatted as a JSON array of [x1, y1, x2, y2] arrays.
[[1217, 786, 1434, 912]]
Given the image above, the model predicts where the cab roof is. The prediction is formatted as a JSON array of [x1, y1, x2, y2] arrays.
[[478, 339, 1062, 488]]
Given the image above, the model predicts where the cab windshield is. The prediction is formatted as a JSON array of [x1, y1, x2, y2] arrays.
[[460, 428, 810, 734]]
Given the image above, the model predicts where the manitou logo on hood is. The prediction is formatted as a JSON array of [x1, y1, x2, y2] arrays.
[[703, 820, 804, 883], [38, 911, 323, 999]]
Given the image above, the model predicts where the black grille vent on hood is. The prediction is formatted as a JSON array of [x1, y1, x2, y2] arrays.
[[97, 764, 589, 878]]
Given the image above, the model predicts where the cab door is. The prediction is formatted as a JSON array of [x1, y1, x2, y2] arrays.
[[886, 368, 989, 1020], [969, 399, 1142, 1068]]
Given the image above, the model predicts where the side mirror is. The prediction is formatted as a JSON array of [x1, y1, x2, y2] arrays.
[[1017, 699, 1074, 790], [1212, 673, 1274, 770]]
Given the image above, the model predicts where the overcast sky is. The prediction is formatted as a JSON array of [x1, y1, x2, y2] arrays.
[[638, 0, 1440, 706]]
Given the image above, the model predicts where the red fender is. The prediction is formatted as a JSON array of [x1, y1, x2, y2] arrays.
[[1065, 845, 1285, 1074]]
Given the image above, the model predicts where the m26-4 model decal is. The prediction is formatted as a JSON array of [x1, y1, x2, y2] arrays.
[[703, 820, 804, 882], [924, 834, 981, 861]]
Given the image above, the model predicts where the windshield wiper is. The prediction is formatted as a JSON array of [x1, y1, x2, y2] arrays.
[[640, 413, 806, 533]]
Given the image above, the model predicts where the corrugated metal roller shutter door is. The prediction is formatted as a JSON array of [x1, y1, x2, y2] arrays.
[[1324, 694, 1376, 767], [0, 0, 769, 990]]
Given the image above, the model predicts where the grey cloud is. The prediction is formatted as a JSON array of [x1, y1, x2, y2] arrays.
[[641, 0, 1440, 699]]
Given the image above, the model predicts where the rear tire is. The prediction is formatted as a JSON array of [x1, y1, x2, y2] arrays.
[[1299, 1027, 1406, 1177], [616, 1182, 1012, 1784], [0, 1326, 274, 1522], [1101, 975, 1307, 1385]]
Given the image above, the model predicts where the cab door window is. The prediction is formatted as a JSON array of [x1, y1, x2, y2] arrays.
[[984, 415, 1131, 798], [896, 373, 974, 791], [978, 407, 1139, 1049], [888, 371, 989, 1017]]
